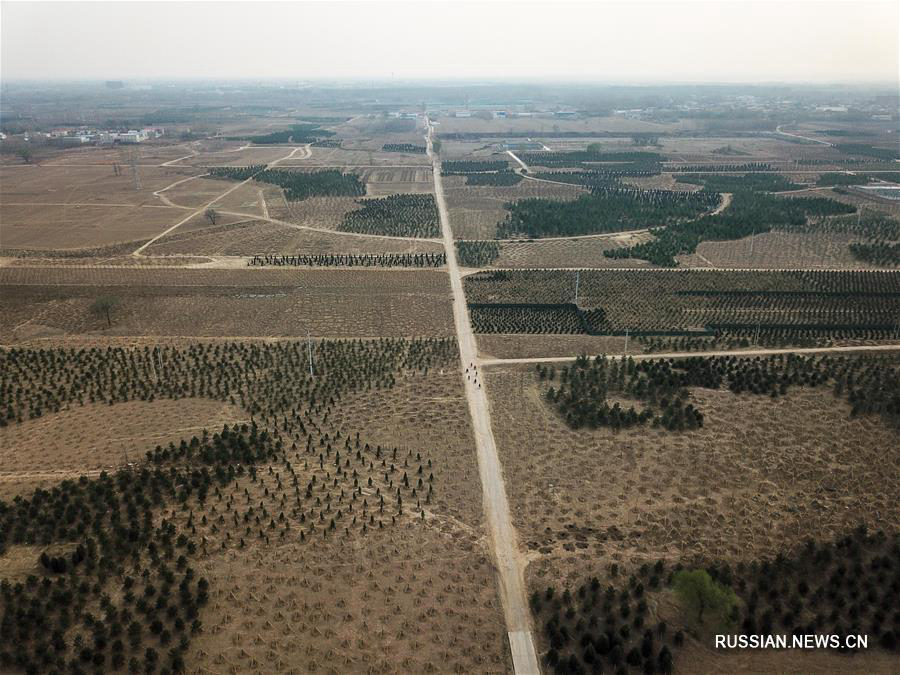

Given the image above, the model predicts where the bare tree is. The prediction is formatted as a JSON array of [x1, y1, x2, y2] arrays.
[[15, 146, 33, 164], [91, 296, 120, 328], [205, 208, 219, 225]]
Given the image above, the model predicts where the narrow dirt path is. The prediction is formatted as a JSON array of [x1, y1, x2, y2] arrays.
[[152, 173, 210, 209], [710, 191, 732, 215], [507, 149, 530, 173], [480, 343, 900, 366], [428, 120, 541, 675], [133, 145, 310, 256], [775, 124, 834, 146]]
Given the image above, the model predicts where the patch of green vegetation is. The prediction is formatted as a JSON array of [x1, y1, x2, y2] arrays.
[[675, 173, 804, 192], [228, 123, 336, 145], [338, 194, 439, 238], [606, 193, 855, 266], [835, 143, 900, 161], [497, 188, 717, 239], [254, 169, 365, 201], [816, 173, 873, 187], [442, 160, 508, 173], [455, 240, 501, 266]]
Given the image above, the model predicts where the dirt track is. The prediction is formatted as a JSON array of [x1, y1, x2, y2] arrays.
[[428, 120, 541, 675], [479, 343, 900, 366]]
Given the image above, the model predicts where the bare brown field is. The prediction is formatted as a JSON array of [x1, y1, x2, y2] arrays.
[[181, 371, 508, 674], [0, 203, 182, 250], [209, 182, 278, 217], [0, 346, 510, 673], [267, 194, 361, 230], [436, 140, 506, 160], [0, 163, 210, 250], [492, 233, 655, 268], [32, 142, 202, 166], [0, 267, 454, 341], [444, 178, 587, 239], [145, 219, 444, 257], [157, 175, 234, 209], [677, 230, 882, 269], [659, 136, 820, 163], [0, 399, 245, 500], [285, 146, 431, 167], [0, 164, 200, 205], [360, 167, 434, 197], [486, 366, 898, 589], [187, 145, 292, 168], [477, 334, 643, 360]]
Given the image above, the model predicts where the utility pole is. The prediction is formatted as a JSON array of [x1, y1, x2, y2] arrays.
[[130, 149, 142, 191], [623, 328, 629, 356], [307, 330, 314, 377], [754, 322, 761, 346], [574, 269, 580, 304]]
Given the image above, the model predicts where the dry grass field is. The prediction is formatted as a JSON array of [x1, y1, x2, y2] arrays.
[[0, 164, 205, 251], [0, 164, 200, 205], [361, 167, 434, 197], [186, 145, 296, 168], [21, 142, 203, 167], [0, 399, 245, 500], [0, 344, 510, 673], [677, 230, 881, 269], [3, 93, 898, 675], [0, 267, 455, 341], [268, 195, 362, 230], [491, 233, 655, 268], [145, 219, 444, 257], [477, 335, 643, 360], [181, 370, 509, 674], [486, 360, 900, 673], [486, 364, 898, 583], [283, 146, 431, 168], [444, 177, 587, 239], [0, 203, 181, 251]]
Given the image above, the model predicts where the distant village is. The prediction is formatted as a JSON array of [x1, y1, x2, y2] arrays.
[[0, 126, 165, 145]]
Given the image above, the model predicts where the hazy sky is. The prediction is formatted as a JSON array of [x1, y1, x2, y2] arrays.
[[2, 0, 898, 84]]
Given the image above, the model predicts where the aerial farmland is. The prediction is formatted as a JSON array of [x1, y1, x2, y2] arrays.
[[1, 1, 899, 673]]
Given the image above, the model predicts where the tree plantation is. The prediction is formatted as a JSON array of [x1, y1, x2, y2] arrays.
[[606, 192, 855, 266], [538, 352, 900, 431], [496, 188, 718, 239], [465, 269, 900, 343], [337, 194, 440, 238], [0, 338, 460, 672]]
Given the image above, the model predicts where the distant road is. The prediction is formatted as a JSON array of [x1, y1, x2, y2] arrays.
[[775, 124, 833, 146]]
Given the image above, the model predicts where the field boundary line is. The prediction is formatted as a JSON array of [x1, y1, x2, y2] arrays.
[[479, 343, 900, 366]]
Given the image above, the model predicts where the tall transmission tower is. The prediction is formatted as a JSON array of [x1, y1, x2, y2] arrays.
[[129, 149, 142, 191]]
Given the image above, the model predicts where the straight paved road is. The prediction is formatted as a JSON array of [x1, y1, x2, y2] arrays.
[[427, 120, 541, 675]]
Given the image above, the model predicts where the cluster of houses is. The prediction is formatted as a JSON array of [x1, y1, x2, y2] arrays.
[[4, 127, 165, 146]]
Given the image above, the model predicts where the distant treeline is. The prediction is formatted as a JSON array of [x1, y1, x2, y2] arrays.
[[835, 143, 900, 161], [227, 123, 336, 145]]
